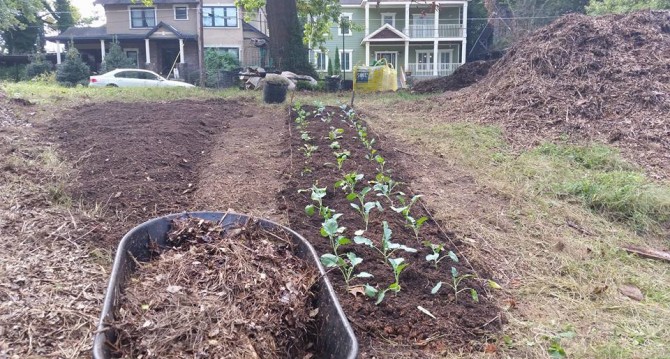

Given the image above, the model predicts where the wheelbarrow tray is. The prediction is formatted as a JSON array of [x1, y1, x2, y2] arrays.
[[93, 211, 358, 359]]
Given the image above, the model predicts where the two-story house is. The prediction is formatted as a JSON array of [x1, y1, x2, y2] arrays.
[[311, 0, 468, 82], [47, 0, 268, 80]]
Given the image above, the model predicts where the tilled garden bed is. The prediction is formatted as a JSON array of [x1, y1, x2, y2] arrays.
[[280, 104, 501, 356]]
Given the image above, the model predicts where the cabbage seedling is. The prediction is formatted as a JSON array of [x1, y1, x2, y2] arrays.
[[329, 141, 340, 149], [334, 150, 351, 170], [300, 131, 312, 141], [350, 200, 382, 231], [320, 214, 348, 253], [424, 242, 458, 269], [302, 144, 318, 158], [302, 185, 333, 219], [328, 127, 344, 141], [373, 178, 399, 205], [431, 266, 479, 303], [363, 257, 409, 304], [354, 221, 416, 262], [392, 195, 429, 241], [335, 172, 364, 196], [320, 252, 373, 288]]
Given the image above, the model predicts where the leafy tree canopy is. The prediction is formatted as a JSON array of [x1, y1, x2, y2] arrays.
[[586, 0, 670, 14]]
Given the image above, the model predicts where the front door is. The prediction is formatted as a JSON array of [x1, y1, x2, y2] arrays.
[[160, 48, 179, 77], [375, 52, 397, 68], [416, 50, 433, 74]]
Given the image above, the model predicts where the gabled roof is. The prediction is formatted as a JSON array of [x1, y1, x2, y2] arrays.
[[361, 23, 409, 43], [242, 21, 269, 39], [146, 21, 189, 39]]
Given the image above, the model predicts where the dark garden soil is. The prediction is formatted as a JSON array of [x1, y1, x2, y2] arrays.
[[46, 99, 242, 241], [113, 217, 318, 358], [280, 105, 501, 357]]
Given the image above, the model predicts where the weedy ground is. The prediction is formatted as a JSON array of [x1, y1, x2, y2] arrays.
[[2, 82, 669, 358]]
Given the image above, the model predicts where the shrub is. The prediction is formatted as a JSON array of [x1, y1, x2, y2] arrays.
[[334, 46, 341, 75], [204, 49, 240, 87], [296, 81, 315, 91], [100, 40, 135, 73], [56, 46, 90, 87], [327, 58, 334, 76], [25, 53, 53, 79]]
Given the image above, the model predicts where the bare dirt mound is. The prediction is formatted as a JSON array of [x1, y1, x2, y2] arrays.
[[412, 60, 497, 93], [411, 11, 670, 178], [47, 99, 241, 229]]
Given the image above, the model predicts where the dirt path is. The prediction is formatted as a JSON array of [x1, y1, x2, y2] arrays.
[[193, 104, 289, 223]]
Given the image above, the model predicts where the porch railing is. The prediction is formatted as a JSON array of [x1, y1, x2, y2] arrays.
[[406, 24, 465, 38], [406, 63, 461, 78]]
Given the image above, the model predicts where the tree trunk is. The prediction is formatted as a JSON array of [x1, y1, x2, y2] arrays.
[[265, 0, 316, 77]]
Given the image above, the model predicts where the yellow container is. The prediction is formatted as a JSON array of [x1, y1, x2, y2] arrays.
[[353, 58, 398, 93]]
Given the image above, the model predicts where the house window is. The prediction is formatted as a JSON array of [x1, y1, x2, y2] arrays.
[[339, 50, 353, 72], [203, 7, 238, 28], [207, 47, 240, 62], [174, 6, 188, 20], [381, 13, 396, 27], [338, 13, 352, 36], [124, 49, 139, 67], [314, 51, 328, 71], [130, 7, 156, 28]]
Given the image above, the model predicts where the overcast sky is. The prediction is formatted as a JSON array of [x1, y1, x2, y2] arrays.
[[71, 0, 106, 25]]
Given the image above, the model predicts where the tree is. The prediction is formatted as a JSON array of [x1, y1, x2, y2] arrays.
[[586, 0, 670, 14], [327, 57, 333, 76], [298, 0, 341, 50], [204, 49, 240, 87], [101, 40, 135, 73], [25, 52, 53, 79], [56, 45, 90, 86], [235, 0, 338, 76], [1, 15, 43, 54], [0, 0, 42, 32], [333, 46, 340, 75]]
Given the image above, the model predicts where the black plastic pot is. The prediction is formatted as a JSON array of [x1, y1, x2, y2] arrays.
[[326, 77, 340, 92], [93, 212, 358, 359], [263, 82, 288, 103], [341, 80, 354, 91]]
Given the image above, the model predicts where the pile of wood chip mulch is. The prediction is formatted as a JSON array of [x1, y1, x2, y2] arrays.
[[111, 217, 319, 358]]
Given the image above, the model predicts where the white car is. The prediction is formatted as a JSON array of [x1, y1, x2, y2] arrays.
[[89, 69, 195, 88]]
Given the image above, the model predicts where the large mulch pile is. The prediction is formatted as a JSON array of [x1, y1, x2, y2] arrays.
[[411, 60, 497, 94], [406, 11, 670, 178], [112, 217, 318, 358]]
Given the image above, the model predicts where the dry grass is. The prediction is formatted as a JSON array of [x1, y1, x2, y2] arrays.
[[0, 103, 113, 358], [351, 95, 670, 359]]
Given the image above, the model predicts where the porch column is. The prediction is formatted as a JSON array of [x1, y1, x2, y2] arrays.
[[56, 40, 61, 64], [404, 3, 410, 35], [365, 42, 370, 65], [462, 1, 468, 63], [404, 40, 409, 71], [433, 6, 440, 38], [365, 2, 369, 36], [179, 39, 185, 63], [144, 39, 151, 64], [100, 40, 106, 60], [433, 40, 439, 76]]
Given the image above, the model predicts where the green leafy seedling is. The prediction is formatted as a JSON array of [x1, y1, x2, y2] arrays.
[[392, 194, 428, 241], [335, 172, 364, 196], [350, 200, 382, 231], [431, 265, 478, 302], [302, 144, 318, 158], [363, 257, 409, 305], [328, 127, 344, 141], [300, 131, 312, 141], [424, 242, 458, 269], [329, 141, 340, 149], [302, 184, 333, 219], [372, 177, 399, 205], [321, 251, 373, 288], [354, 221, 417, 262], [334, 150, 351, 170]]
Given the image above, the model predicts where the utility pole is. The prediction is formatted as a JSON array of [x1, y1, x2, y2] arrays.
[[197, 0, 205, 87]]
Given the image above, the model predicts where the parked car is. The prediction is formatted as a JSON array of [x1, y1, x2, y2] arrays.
[[89, 69, 195, 88]]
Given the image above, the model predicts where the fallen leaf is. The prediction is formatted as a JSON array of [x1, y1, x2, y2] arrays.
[[208, 328, 220, 337], [484, 343, 497, 353], [591, 285, 608, 295], [309, 308, 319, 317], [348, 286, 365, 297], [619, 284, 644, 301], [114, 191, 122, 198]]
